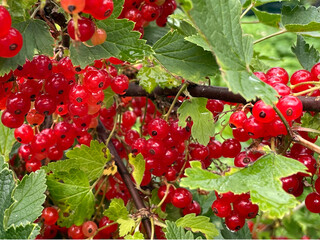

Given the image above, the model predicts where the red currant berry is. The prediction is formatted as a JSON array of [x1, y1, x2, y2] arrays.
[[225, 211, 245, 231], [0, 6, 11, 38], [266, 67, 289, 85], [211, 199, 232, 218], [172, 188, 192, 208], [111, 74, 129, 95], [158, 185, 174, 203], [147, 118, 169, 139], [68, 224, 85, 239], [0, 28, 23, 58], [290, 70, 313, 93], [229, 111, 247, 128], [281, 175, 300, 194], [98, 216, 118, 237], [183, 200, 201, 216], [82, 221, 98, 238], [276, 96, 303, 121], [305, 192, 320, 213], [14, 124, 34, 144], [67, 17, 95, 42], [208, 140, 222, 159], [61, 0, 85, 14], [252, 100, 276, 123], [221, 138, 241, 158], [42, 207, 59, 225]]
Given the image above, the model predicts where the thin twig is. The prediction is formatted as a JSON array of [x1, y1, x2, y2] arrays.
[[240, 1, 255, 19], [254, 29, 287, 44]]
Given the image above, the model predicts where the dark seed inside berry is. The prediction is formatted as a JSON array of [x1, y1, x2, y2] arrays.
[[152, 130, 157, 136], [17, 137, 22, 142], [259, 111, 266, 118], [76, 97, 83, 103], [104, 9, 111, 17], [286, 108, 293, 116]]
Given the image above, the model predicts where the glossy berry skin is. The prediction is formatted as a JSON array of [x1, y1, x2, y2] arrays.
[[297, 155, 317, 176], [211, 199, 232, 218], [243, 117, 265, 139], [141, 4, 161, 21], [229, 111, 247, 128], [99, 216, 118, 236], [67, 17, 95, 42], [68, 224, 85, 239], [158, 185, 174, 203], [206, 99, 224, 117], [122, 111, 137, 129], [0, 6, 12, 38], [35, 93, 57, 115], [314, 178, 320, 195], [311, 63, 320, 81], [208, 140, 222, 159], [69, 84, 89, 105], [25, 160, 41, 172], [6, 92, 31, 115], [0, 28, 23, 58], [82, 221, 98, 238], [14, 124, 34, 144], [111, 74, 129, 95], [233, 128, 250, 142], [145, 138, 165, 159], [276, 96, 303, 121], [190, 144, 209, 160], [234, 151, 254, 168], [31, 55, 52, 79], [266, 67, 289, 85], [172, 188, 193, 209], [61, 0, 85, 13], [91, 0, 114, 20], [183, 200, 201, 216], [271, 83, 292, 96], [42, 207, 59, 225], [281, 175, 300, 194], [252, 100, 276, 123], [225, 211, 246, 231], [254, 72, 267, 82], [233, 198, 259, 219], [221, 138, 241, 158], [83, 70, 106, 92], [1, 110, 24, 128], [91, 28, 107, 45], [147, 118, 169, 139], [290, 70, 313, 93], [305, 192, 320, 213]]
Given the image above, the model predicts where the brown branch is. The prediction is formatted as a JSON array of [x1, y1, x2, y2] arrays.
[[123, 82, 320, 112], [97, 121, 152, 239]]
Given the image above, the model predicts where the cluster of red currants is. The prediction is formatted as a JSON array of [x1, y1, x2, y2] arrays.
[[0, 6, 23, 58], [60, 0, 114, 44], [1, 56, 129, 173], [119, 0, 177, 37], [39, 206, 117, 239], [212, 192, 259, 231]]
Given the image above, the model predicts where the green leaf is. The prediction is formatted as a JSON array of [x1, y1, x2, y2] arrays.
[[282, 5, 320, 32], [7, 0, 35, 23], [301, 112, 320, 139], [186, 0, 278, 105], [175, 214, 219, 239], [152, 30, 218, 83], [128, 153, 145, 186], [252, 8, 281, 28], [104, 87, 116, 108], [0, 20, 54, 75], [4, 170, 46, 229], [220, 221, 252, 239], [0, 168, 15, 232], [143, 23, 170, 46], [118, 218, 135, 237], [177, 97, 214, 146], [167, 14, 197, 37], [176, 0, 193, 11], [165, 221, 196, 240], [44, 140, 110, 182], [124, 231, 144, 239], [181, 151, 308, 218], [292, 35, 320, 71], [137, 64, 180, 93], [103, 198, 129, 222], [188, 0, 252, 71], [184, 34, 211, 52], [250, 56, 270, 73], [109, 0, 124, 19], [70, 18, 153, 68], [46, 169, 95, 227], [225, 70, 278, 105], [0, 112, 15, 161], [0, 224, 40, 239], [191, 191, 216, 215], [103, 198, 134, 237]]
